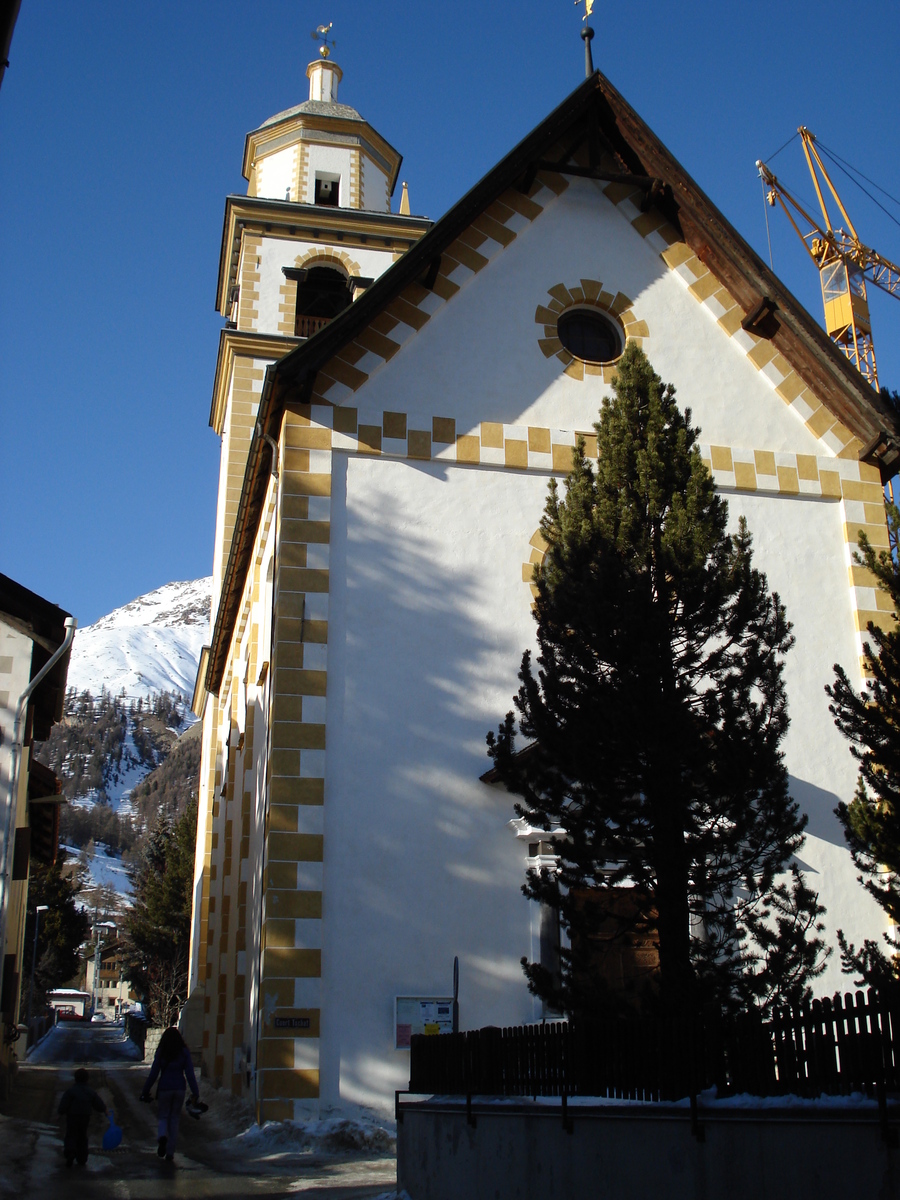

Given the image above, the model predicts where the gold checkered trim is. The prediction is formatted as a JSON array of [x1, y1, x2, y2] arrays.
[[316, 402, 892, 675], [534, 279, 649, 382], [208, 441, 325, 1108], [308, 172, 570, 407], [517, 438, 891, 673], [236, 236, 262, 332], [597, 182, 862, 461]]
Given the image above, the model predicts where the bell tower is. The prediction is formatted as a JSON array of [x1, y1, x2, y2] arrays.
[[243, 47, 402, 214], [206, 47, 430, 605], [190, 46, 431, 1110]]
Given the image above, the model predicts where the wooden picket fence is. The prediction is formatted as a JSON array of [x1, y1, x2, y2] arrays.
[[408, 988, 900, 1101]]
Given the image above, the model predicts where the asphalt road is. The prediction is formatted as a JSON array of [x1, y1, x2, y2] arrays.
[[27, 1018, 143, 1064], [0, 1024, 397, 1200]]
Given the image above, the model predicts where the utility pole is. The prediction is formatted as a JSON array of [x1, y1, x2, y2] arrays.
[[92, 920, 116, 1016]]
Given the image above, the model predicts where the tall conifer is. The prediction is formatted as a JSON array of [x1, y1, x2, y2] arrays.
[[488, 344, 826, 1016], [827, 498, 900, 986]]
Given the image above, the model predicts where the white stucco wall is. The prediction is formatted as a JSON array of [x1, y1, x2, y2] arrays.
[[343, 177, 825, 460], [321, 455, 546, 1112], [360, 153, 389, 213], [723, 489, 885, 968], [319, 437, 879, 1114], [255, 147, 294, 202], [303, 145, 352, 207], [0, 621, 33, 818]]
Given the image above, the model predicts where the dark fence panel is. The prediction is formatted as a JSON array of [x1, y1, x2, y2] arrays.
[[409, 988, 900, 1101], [124, 1012, 146, 1057]]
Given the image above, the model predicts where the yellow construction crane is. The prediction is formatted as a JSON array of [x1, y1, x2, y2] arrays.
[[757, 128, 900, 391]]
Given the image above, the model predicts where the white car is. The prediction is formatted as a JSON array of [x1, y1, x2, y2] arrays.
[[90, 1011, 108, 1023]]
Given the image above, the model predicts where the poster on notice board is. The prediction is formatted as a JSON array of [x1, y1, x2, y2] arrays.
[[395, 996, 455, 1049]]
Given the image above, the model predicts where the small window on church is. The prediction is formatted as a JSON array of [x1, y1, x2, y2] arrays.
[[315, 174, 340, 207], [557, 308, 622, 364]]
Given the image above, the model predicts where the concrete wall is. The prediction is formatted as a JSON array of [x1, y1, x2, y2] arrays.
[[397, 1101, 900, 1200]]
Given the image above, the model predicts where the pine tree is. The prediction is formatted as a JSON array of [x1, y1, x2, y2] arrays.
[[20, 854, 90, 1020], [123, 799, 197, 1025], [826, 495, 900, 986], [487, 344, 827, 1017]]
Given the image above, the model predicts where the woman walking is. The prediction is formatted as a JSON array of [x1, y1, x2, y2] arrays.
[[139, 1026, 200, 1162]]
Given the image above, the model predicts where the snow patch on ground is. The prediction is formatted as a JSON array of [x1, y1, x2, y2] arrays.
[[425, 1089, 883, 1110], [700, 1087, 879, 1109], [102, 730, 153, 811], [64, 842, 133, 903], [87, 843, 133, 897], [225, 1116, 396, 1156]]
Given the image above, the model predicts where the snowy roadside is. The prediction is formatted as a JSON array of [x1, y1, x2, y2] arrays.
[[221, 1113, 396, 1157]]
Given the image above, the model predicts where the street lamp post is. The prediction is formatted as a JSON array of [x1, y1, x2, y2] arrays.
[[92, 920, 116, 1017], [26, 904, 49, 1029]]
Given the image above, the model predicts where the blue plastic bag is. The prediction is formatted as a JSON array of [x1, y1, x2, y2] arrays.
[[102, 1110, 123, 1151]]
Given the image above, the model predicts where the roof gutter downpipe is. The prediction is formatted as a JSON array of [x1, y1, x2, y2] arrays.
[[0, 616, 76, 1008]]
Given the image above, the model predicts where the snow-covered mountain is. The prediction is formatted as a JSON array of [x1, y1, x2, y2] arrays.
[[66, 578, 212, 701]]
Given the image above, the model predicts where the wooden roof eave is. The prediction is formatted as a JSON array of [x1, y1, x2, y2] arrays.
[[207, 364, 291, 694], [592, 75, 900, 464]]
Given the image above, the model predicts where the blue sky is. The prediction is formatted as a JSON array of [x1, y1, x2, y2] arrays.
[[2, 1, 899, 626]]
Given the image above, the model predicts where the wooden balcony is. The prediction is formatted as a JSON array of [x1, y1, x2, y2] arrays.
[[295, 314, 331, 339]]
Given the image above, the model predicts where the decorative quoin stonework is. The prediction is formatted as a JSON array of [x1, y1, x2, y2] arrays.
[[534, 279, 650, 382]]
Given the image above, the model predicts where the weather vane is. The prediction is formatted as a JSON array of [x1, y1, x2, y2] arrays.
[[574, 0, 595, 75], [311, 22, 336, 60]]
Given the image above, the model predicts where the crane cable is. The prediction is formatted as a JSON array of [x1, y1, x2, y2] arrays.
[[760, 169, 774, 269], [758, 131, 800, 271], [814, 140, 900, 234], [763, 130, 800, 165]]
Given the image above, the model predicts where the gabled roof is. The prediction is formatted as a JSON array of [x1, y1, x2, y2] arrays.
[[206, 68, 900, 693]]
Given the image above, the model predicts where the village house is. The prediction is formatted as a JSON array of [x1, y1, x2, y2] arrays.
[[0, 574, 73, 1098]]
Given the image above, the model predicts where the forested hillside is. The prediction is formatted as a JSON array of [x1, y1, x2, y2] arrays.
[[34, 688, 201, 866]]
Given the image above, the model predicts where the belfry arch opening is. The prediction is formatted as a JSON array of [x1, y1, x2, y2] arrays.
[[284, 265, 353, 338]]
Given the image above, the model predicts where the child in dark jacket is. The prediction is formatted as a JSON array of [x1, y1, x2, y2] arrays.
[[139, 1026, 199, 1162], [58, 1067, 107, 1167]]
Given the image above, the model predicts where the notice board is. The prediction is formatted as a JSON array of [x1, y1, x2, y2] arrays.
[[395, 996, 455, 1049]]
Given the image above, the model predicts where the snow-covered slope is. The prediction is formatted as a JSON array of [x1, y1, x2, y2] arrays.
[[67, 578, 212, 701]]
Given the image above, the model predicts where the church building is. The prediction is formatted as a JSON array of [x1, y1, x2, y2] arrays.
[[187, 46, 900, 1122]]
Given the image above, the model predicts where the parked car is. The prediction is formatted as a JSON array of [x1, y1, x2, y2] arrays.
[[90, 1011, 108, 1023]]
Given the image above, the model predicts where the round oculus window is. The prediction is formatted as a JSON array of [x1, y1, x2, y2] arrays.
[[557, 308, 622, 364]]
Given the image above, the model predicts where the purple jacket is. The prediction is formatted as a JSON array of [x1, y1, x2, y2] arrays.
[[143, 1045, 198, 1097]]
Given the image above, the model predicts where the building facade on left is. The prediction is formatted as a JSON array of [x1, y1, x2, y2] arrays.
[[0, 574, 74, 1099]]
